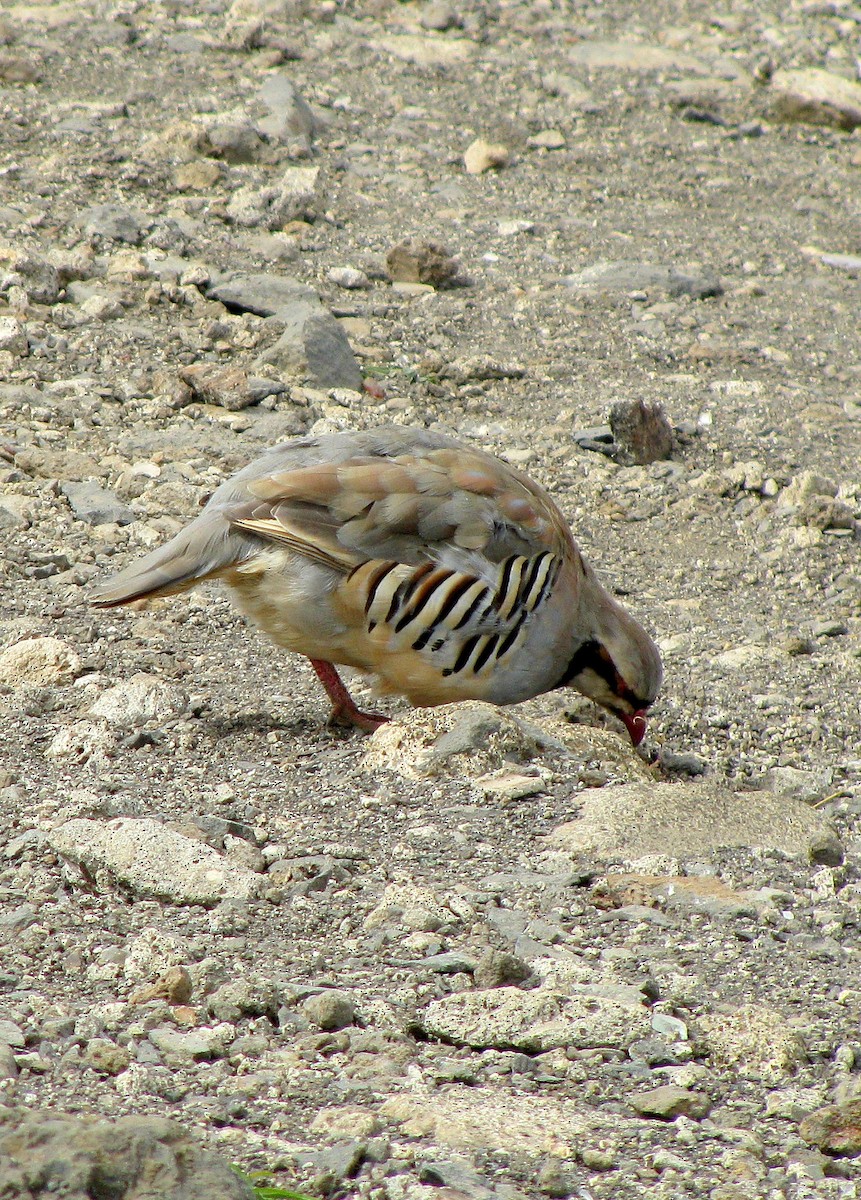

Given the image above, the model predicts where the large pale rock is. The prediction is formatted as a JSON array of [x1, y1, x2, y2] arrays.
[[421, 986, 650, 1052], [381, 1089, 641, 1156], [48, 818, 260, 906], [363, 701, 653, 785], [545, 781, 842, 862], [0, 637, 81, 687], [89, 674, 188, 728], [771, 68, 861, 131], [0, 1108, 254, 1199], [695, 1004, 807, 1083]]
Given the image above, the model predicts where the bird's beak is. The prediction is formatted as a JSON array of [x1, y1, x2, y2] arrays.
[[621, 710, 648, 746]]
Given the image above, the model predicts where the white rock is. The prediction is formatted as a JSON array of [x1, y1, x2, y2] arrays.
[[327, 267, 370, 289], [464, 138, 510, 175], [0, 637, 81, 687], [771, 68, 861, 130], [123, 928, 192, 983], [46, 721, 115, 765], [89, 674, 188, 728], [422, 986, 650, 1052], [0, 317, 28, 355], [48, 818, 260, 905]]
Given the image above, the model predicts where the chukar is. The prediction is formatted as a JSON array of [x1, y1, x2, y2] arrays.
[[92, 426, 662, 742]]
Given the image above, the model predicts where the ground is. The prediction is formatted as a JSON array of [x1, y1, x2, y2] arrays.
[[0, 1, 859, 1198]]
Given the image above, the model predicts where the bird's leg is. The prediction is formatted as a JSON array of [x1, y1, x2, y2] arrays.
[[308, 658, 389, 733]]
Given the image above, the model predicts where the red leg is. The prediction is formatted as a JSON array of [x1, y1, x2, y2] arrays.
[[308, 659, 389, 733]]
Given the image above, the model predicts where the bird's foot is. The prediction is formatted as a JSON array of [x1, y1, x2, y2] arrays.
[[328, 702, 389, 733], [309, 658, 389, 735]]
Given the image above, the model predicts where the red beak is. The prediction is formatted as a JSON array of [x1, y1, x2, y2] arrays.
[[621, 711, 648, 746]]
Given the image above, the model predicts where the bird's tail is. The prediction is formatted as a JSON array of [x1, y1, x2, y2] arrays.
[[90, 513, 237, 608]]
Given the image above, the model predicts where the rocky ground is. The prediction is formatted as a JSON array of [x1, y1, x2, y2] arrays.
[[0, 0, 860, 1197]]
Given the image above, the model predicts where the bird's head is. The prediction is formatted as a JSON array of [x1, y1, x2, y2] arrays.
[[559, 577, 663, 746]]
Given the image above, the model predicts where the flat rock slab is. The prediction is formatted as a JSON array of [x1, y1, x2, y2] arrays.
[[771, 68, 861, 131], [382, 1089, 641, 1156], [545, 781, 842, 862], [48, 818, 260, 906], [420, 986, 650, 1052]]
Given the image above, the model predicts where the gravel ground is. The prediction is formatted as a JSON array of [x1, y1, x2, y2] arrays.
[[0, 1, 860, 1197]]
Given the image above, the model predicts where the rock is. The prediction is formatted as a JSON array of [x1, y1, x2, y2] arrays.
[[255, 300, 362, 390], [206, 270, 316, 315], [363, 702, 652, 784], [0, 251, 60, 304], [0, 637, 81, 687], [205, 977, 280, 1022], [473, 949, 532, 989], [89, 675, 188, 728], [464, 138, 510, 175], [386, 238, 462, 288], [46, 721, 116, 765], [799, 1099, 861, 1156], [130, 966, 193, 1006], [771, 68, 861, 131], [374, 33, 475, 67], [77, 203, 146, 243], [545, 781, 842, 862], [567, 39, 710, 74], [0, 317, 27, 356], [178, 364, 258, 410], [226, 165, 321, 228], [202, 117, 264, 164], [256, 75, 317, 153], [0, 1109, 254, 1198], [60, 480, 134, 526], [82, 1038, 132, 1075], [695, 1004, 807, 1083], [608, 398, 674, 464], [629, 1084, 710, 1120], [382, 1091, 641, 1155], [302, 991, 356, 1031], [420, 986, 650, 1052], [327, 266, 370, 290], [48, 818, 260, 905], [564, 260, 723, 299], [0, 494, 33, 530]]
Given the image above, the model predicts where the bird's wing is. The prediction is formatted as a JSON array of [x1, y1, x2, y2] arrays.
[[229, 444, 575, 575]]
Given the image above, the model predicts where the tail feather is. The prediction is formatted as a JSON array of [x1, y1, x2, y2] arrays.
[[91, 515, 238, 608]]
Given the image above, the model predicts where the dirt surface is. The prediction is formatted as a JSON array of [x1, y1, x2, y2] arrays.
[[0, 1, 860, 1197]]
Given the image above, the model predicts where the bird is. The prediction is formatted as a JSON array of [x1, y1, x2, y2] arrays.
[[91, 425, 662, 743]]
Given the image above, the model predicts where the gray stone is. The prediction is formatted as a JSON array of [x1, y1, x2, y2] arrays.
[[255, 301, 362, 390], [473, 949, 532, 989], [61, 480, 134, 526], [77, 204, 146, 243], [629, 1084, 710, 1119], [257, 75, 318, 152], [0, 252, 60, 304], [226, 166, 321, 229], [0, 1108, 254, 1198], [206, 271, 316, 316], [545, 781, 842, 862], [302, 990, 356, 1031], [564, 259, 723, 299], [48, 818, 260, 906]]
